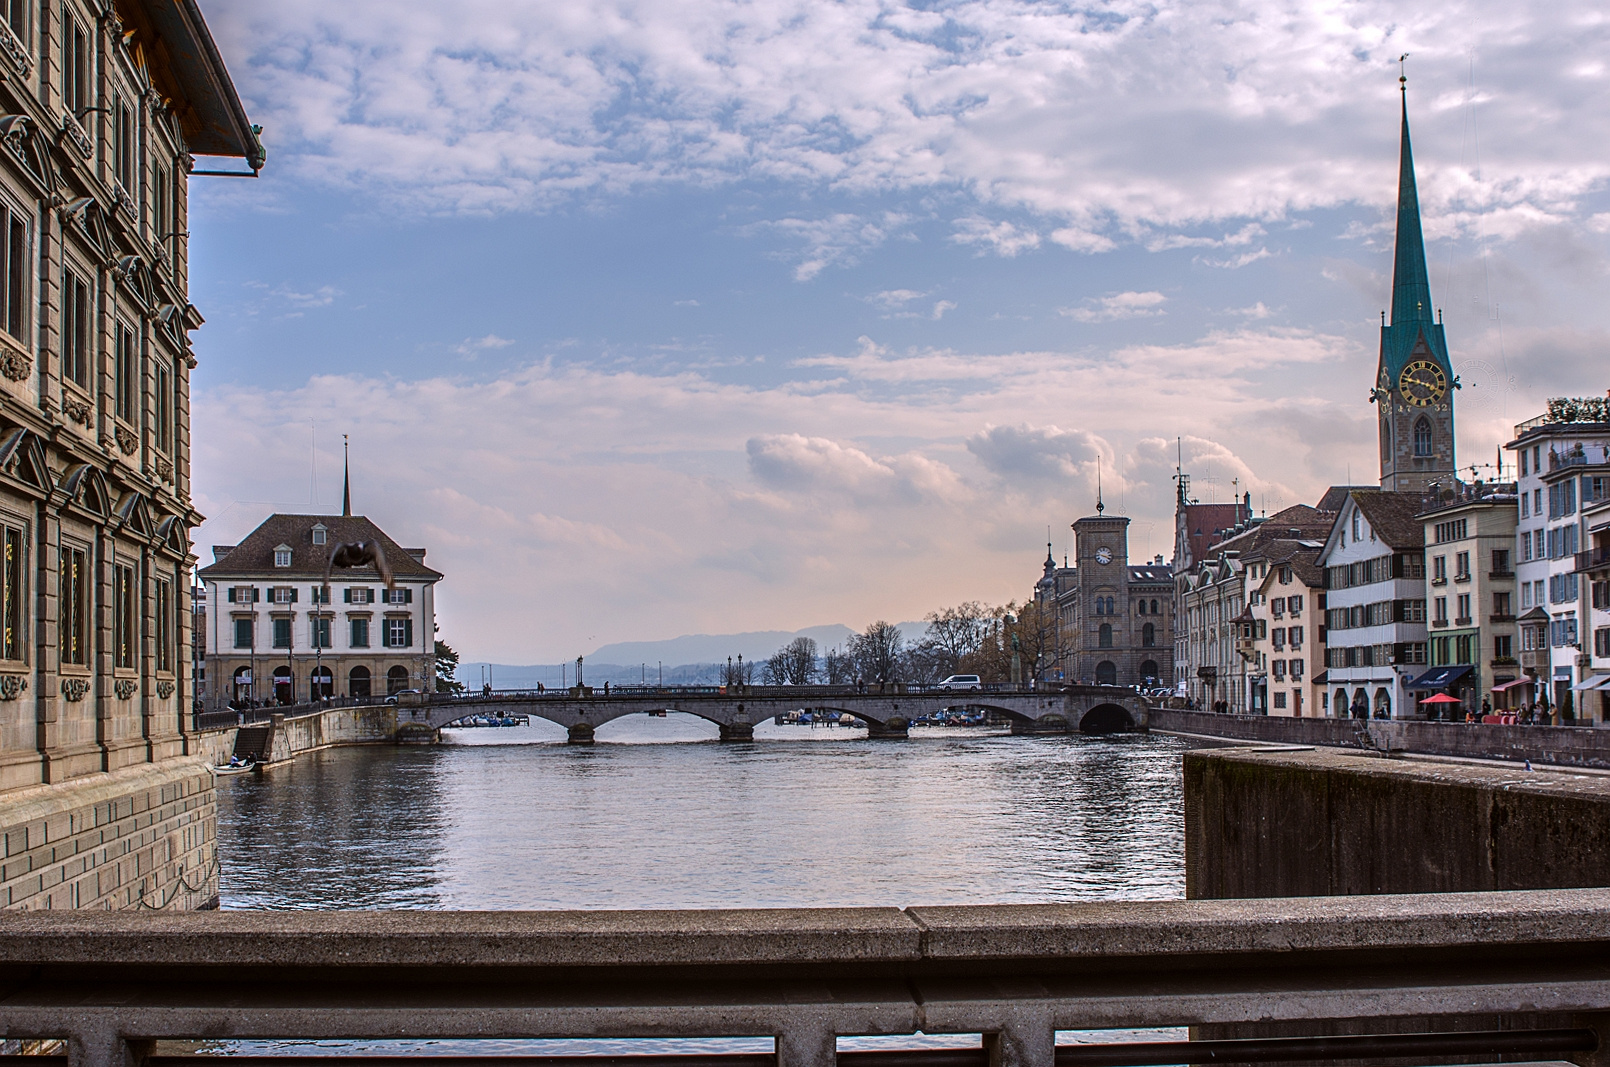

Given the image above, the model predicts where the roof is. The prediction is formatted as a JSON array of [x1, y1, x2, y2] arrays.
[[197, 514, 443, 582], [1178, 501, 1251, 567], [1350, 490, 1426, 550], [1128, 565, 1172, 583], [119, 0, 264, 166], [1316, 485, 1373, 513], [1379, 92, 1449, 383], [1209, 504, 1334, 558]]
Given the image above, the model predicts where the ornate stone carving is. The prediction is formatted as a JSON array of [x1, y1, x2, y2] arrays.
[[0, 675, 26, 700], [0, 22, 31, 77], [154, 454, 173, 481], [114, 424, 138, 455], [0, 347, 30, 382], [60, 393, 91, 427], [60, 677, 90, 702], [114, 678, 138, 700], [156, 680, 175, 699], [59, 112, 92, 160]]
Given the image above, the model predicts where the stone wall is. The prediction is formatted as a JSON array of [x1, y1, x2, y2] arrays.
[[1153, 707, 1610, 769], [0, 760, 216, 911], [1185, 747, 1610, 899]]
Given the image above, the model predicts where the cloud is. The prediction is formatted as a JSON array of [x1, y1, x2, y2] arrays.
[[454, 333, 516, 358], [746, 433, 963, 503], [208, 0, 1610, 252], [967, 424, 1105, 481], [867, 288, 927, 310], [753, 212, 911, 280], [931, 300, 956, 320], [1061, 291, 1167, 323], [950, 217, 1040, 257]]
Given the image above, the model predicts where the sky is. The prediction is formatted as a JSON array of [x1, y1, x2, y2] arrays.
[[187, 0, 1610, 663]]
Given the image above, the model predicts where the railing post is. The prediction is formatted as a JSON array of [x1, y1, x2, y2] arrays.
[[984, 1014, 1055, 1067], [777, 1024, 837, 1067], [69, 1027, 149, 1067]]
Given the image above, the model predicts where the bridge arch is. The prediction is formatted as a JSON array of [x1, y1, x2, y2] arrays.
[[1078, 702, 1138, 735]]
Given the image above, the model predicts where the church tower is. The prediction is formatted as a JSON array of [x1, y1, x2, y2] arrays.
[[1374, 75, 1457, 493]]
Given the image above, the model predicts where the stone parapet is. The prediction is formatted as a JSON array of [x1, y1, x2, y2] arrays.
[[0, 760, 217, 911]]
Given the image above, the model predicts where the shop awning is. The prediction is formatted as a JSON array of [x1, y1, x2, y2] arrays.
[[1491, 677, 1533, 693], [1573, 676, 1610, 692], [1406, 665, 1474, 691]]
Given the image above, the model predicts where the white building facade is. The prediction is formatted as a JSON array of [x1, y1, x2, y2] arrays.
[[197, 514, 440, 708]]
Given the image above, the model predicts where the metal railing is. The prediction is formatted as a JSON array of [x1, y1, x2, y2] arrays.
[[1, 889, 1609, 1067], [191, 693, 394, 732]]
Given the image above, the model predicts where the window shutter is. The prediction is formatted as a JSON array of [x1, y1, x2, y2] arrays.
[[344, 588, 351, 604], [404, 588, 413, 604], [253, 587, 260, 602], [290, 587, 298, 603], [405, 619, 413, 648], [227, 587, 235, 603]]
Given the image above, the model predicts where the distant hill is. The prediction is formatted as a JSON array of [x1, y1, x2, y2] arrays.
[[459, 621, 929, 690]]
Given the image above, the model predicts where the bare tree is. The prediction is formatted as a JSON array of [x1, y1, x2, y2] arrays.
[[850, 621, 904, 684], [922, 601, 993, 675], [762, 636, 818, 685], [762, 651, 789, 685], [823, 646, 852, 685]]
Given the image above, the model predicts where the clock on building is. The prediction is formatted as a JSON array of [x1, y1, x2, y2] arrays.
[[1398, 359, 1447, 407], [1094, 547, 1113, 565]]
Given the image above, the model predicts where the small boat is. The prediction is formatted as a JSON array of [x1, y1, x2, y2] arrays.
[[213, 760, 256, 776]]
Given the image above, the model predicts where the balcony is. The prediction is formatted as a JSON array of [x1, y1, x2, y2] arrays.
[[1431, 577, 1448, 586], [1432, 618, 1450, 628], [1492, 656, 1519, 667], [1455, 617, 1473, 627], [1520, 649, 1549, 670], [1454, 572, 1472, 584], [1490, 614, 1516, 623], [1575, 548, 1610, 573], [1489, 570, 1515, 580]]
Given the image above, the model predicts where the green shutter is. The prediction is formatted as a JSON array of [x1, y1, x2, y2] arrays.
[[404, 588, 413, 604], [290, 587, 298, 603], [226, 587, 235, 603], [343, 588, 351, 604], [405, 619, 413, 648]]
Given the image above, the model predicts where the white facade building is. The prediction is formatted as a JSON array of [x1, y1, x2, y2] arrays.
[[197, 514, 441, 708]]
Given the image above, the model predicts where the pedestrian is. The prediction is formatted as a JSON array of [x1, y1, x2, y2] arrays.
[[1481, 699, 1491, 717]]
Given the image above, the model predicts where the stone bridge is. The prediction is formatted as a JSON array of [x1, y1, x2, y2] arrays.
[[393, 685, 1151, 743]]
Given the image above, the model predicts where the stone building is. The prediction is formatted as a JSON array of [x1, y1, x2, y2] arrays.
[[1581, 494, 1610, 721], [1035, 505, 1173, 688], [197, 513, 441, 708], [1242, 537, 1326, 717], [0, 0, 260, 908]]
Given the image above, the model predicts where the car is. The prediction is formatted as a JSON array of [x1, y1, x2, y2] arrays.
[[936, 674, 983, 691]]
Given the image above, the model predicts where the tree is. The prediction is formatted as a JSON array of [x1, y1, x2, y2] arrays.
[[764, 636, 818, 685], [849, 621, 903, 684], [434, 640, 464, 694], [922, 601, 992, 675], [823, 646, 852, 685]]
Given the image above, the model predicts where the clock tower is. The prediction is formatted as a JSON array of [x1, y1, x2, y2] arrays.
[[1374, 76, 1457, 494]]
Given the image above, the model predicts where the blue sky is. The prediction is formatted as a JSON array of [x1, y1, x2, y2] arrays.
[[189, 0, 1610, 662]]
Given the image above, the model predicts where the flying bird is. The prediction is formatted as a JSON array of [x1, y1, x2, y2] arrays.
[[323, 540, 395, 592]]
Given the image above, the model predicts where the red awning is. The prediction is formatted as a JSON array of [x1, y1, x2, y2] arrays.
[[1492, 677, 1534, 693]]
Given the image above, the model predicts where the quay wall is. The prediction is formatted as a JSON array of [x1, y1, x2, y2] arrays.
[[1185, 747, 1610, 899], [1153, 707, 1610, 769], [0, 760, 217, 911]]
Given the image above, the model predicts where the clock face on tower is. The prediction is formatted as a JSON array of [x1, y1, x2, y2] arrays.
[[1094, 547, 1113, 565], [1398, 359, 1447, 407]]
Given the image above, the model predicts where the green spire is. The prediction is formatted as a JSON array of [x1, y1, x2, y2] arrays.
[[1390, 92, 1433, 327]]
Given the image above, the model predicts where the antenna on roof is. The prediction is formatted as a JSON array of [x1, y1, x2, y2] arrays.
[[342, 435, 352, 517], [1096, 455, 1104, 514]]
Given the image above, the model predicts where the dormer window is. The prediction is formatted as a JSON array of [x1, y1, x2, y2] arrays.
[[274, 544, 292, 568], [312, 524, 327, 546]]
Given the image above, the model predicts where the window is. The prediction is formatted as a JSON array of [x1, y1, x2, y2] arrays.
[[59, 543, 87, 665], [1521, 494, 1529, 519], [1495, 634, 1513, 659], [1289, 626, 1303, 647], [310, 616, 331, 649], [1272, 628, 1285, 650], [1493, 591, 1511, 617], [1098, 623, 1113, 649], [1290, 658, 1304, 678], [274, 546, 292, 568], [1273, 660, 1286, 680], [1150, 599, 1159, 614], [1, 1, 25, 45], [1288, 596, 1302, 614], [154, 577, 172, 673], [63, 14, 88, 117], [1456, 594, 1471, 622], [1351, 512, 1361, 541], [152, 165, 170, 249], [312, 524, 327, 546], [385, 617, 413, 648], [1493, 549, 1510, 574], [1434, 597, 1448, 623], [349, 665, 371, 698], [154, 357, 173, 454], [0, 202, 25, 342], [1434, 519, 1468, 544], [1520, 450, 1529, 477], [272, 617, 291, 649], [111, 563, 135, 670], [233, 618, 253, 649], [1598, 628, 1610, 659], [114, 321, 136, 424], [345, 587, 373, 605], [113, 96, 135, 193], [385, 587, 413, 605], [62, 271, 89, 388], [1596, 582, 1610, 611], [1534, 488, 1542, 515], [387, 665, 410, 695], [1413, 417, 1433, 457], [1521, 531, 1532, 562], [1141, 622, 1155, 647], [273, 586, 295, 605], [0, 523, 20, 661], [1271, 597, 1284, 617], [1454, 552, 1470, 579], [1433, 556, 1447, 582], [350, 617, 370, 648]]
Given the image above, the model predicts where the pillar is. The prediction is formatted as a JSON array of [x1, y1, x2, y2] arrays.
[[867, 716, 909, 740], [719, 721, 754, 742], [567, 721, 594, 745]]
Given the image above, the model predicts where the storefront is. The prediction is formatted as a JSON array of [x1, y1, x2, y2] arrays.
[[1407, 664, 1474, 719]]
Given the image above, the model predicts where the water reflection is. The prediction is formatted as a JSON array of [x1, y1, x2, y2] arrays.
[[217, 724, 1190, 910]]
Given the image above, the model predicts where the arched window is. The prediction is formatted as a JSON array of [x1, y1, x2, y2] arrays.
[[1381, 419, 1391, 459], [1413, 417, 1433, 457], [1095, 660, 1118, 686], [387, 665, 410, 695], [1142, 622, 1155, 647], [310, 667, 333, 700], [232, 665, 252, 704], [1098, 623, 1113, 648], [1139, 660, 1159, 682], [1150, 599, 1159, 614], [1106, 596, 1115, 614], [272, 665, 293, 705], [349, 665, 371, 699], [1136, 600, 1145, 615]]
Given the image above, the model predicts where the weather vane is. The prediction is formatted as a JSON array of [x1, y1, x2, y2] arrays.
[[1399, 53, 1409, 92]]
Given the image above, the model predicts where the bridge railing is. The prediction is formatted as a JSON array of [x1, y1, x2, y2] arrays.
[[2, 888, 1607, 1067]]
